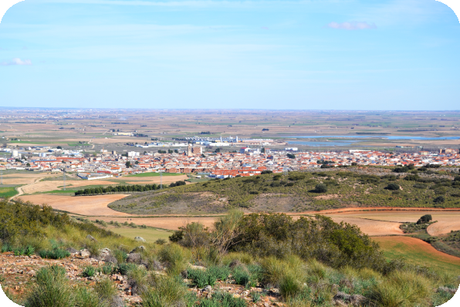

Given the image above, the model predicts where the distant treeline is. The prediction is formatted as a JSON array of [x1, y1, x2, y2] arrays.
[[74, 181, 187, 196]]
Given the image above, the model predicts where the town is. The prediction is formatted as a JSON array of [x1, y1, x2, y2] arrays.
[[1, 143, 459, 180]]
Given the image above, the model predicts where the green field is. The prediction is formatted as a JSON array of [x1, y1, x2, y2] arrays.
[[0, 187, 18, 198], [127, 172, 184, 177], [106, 226, 173, 243], [373, 237, 460, 275]]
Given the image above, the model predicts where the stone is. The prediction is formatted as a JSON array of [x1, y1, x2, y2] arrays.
[[202, 285, 212, 293], [79, 249, 91, 258], [349, 294, 366, 306], [66, 247, 78, 254], [334, 291, 351, 301], [437, 286, 457, 294], [126, 253, 141, 264], [134, 236, 146, 242], [86, 235, 96, 241], [129, 246, 145, 253]]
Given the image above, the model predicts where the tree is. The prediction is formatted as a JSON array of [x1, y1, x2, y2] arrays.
[[261, 148, 265, 153], [433, 196, 445, 204], [416, 214, 432, 224], [314, 184, 327, 193], [57, 146, 62, 149], [287, 153, 296, 159], [385, 183, 400, 191], [125, 161, 131, 168]]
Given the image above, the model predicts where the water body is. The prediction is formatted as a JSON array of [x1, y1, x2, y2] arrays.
[[287, 135, 460, 141], [286, 135, 460, 147], [288, 140, 359, 147]]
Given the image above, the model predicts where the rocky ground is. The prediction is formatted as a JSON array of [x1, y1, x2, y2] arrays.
[[0, 251, 287, 307]]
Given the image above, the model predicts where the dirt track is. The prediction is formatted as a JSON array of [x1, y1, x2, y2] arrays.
[[18, 194, 132, 216]]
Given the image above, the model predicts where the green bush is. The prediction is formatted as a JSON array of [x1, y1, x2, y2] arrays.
[[187, 268, 214, 288], [25, 265, 73, 307], [113, 249, 128, 263], [82, 266, 96, 277], [39, 248, 70, 259], [434, 196, 445, 204], [94, 278, 119, 307], [116, 263, 137, 275], [385, 183, 400, 191], [141, 275, 189, 307], [314, 184, 327, 193], [232, 266, 250, 286], [198, 292, 247, 307], [102, 264, 114, 275], [74, 287, 99, 307], [159, 243, 190, 274]]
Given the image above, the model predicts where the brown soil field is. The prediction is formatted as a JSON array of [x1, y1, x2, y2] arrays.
[[19, 175, 188, 194], [320, 217, 403, 236], [373, 236, 460, 267], [87, 214, 404, 236], [21, 180, 118, 194], [18, 194, 131, 216], [312, 209, 460, 237], [1, 173, 61, 185]]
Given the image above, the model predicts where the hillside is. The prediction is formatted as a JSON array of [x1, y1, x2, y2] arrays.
[[107, 167, 460, 215]]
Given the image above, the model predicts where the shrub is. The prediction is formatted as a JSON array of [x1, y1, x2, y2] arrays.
[[158, 243, 190, 275], [25, 265, 73, 307], [232, 266, 250, 286], [25, 245, 35, 256], [314, 184, 327, 193], [142, 275, 189, 307], [82, 266, 96, 277], [385, 183, 400, 191], [188, 268, 214, 288], [113, 249, 128, 264], [102, 264, 113, 275], [434, 196, 445, 204], [39, 248, 70, 259], [116, 263, 137, 275], [368, 270, 430, 307], [94, 278, 119, 306], [13, 246, 25, 256], [250, 291, 261, 303], [74, 287, 99, 307], [279, 274, 301, 299], [1, 243, 12, 253], [208, 265, 230, 281], [198, 292, 247, 307], [155, 238, 166, 245]]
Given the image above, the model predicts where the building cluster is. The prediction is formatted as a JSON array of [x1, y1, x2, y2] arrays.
[[1, 146, 459, 179]]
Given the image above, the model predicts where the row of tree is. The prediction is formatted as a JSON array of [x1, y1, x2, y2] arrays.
[[74, 180, 187, 196]]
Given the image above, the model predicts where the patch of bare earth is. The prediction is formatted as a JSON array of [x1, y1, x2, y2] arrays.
[[18, 194, 131, 216], [314, 194, 339, 200]]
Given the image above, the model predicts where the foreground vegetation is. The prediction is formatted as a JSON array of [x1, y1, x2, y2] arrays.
[[1, 200, 458, 306], [108, 167, 460, 214]]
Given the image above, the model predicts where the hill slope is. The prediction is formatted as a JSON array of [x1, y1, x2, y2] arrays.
[[108, 168, 460, 215]]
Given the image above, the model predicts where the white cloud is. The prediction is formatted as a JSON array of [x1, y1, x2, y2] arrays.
[[327, 21, 377, 30], [1, 58, 32, 65]]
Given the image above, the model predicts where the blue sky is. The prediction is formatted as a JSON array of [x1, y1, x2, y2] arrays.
[[0, 0, 459, 110]]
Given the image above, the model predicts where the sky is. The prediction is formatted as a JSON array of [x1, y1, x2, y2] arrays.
[[0, 0, 459, 110]]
